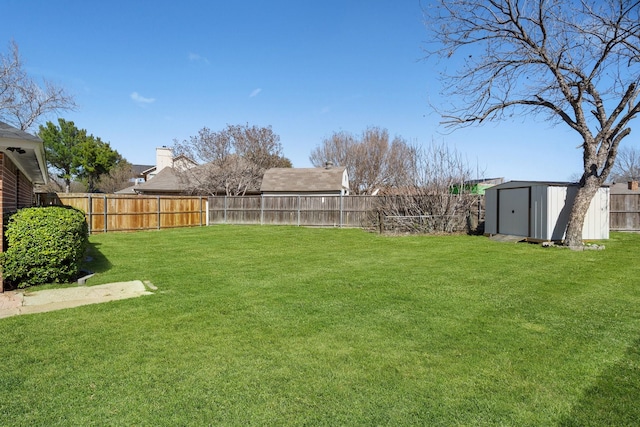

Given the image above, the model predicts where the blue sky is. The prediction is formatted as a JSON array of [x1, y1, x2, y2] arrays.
[[1, 0, 603, 181]]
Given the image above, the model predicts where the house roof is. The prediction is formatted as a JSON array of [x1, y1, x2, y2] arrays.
[[261, 166, 347, 193], [139, 154, 198, 177], [132, 167, 187, 194], [114, 185, 137, 194], [610, 182, 640, 194], [0, 121, 48, 185], [131, 164, 154, 176], [130, 158, 264, 196]]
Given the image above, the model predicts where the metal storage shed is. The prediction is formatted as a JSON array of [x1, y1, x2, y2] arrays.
[[484, 181, 609, 242]]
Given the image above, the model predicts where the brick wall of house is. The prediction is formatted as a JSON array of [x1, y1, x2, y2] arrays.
[[0, 152, 36, 292], [17, 166, 34, 209], [0, 153, 35, 251]]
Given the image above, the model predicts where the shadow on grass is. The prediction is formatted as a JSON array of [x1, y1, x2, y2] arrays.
[[559, 337, 640, 426], [83, 242, 112, 274]]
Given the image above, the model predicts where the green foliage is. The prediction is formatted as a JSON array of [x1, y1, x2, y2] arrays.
[[75, 135, 122, 192], [39, 118, 122, 192], [39, 118, 84, 191], [0, 206, 88, 288]]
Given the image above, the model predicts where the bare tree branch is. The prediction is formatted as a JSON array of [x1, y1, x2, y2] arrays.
[[423, 0, 640, 246], [0, 40, 76, 131], [173, 124, 290, 196], [309, 126, 415, 194]]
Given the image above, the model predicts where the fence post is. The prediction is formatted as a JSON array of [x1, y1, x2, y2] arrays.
[[86, 194, 93, 235], [224, 196, 228, 223], [340, 194, 343, 228], [260, 194, 264, 225], [297, 195, 301, 226], [157, 196, 161, 230], [205, 197, 210, 226], [103, 194, 108, 233]]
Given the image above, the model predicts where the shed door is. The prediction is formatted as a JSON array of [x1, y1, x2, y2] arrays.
[[498, 188, 530, 237]]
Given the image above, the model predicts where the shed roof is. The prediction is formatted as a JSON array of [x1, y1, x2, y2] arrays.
[[260, 166, 347, 193], [488, 180, 609, 191], [0, 121, 48, 185]]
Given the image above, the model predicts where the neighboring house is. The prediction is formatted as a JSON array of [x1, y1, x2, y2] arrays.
[[609, 180, 640, 195], [127, 166, 189, 195], [142, 147, 197, 181], [128, 158, 262, 196], [118, 147, 198, 194], [130, 164, 154, 185], [0, 121, 49, 292], [261, 164, 349, 196], [124, 148, 349, 197], [484, 180, 609, 242]]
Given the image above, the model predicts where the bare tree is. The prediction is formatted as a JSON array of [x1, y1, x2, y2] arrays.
[[96, 160, 135, 193], [0, 40, 76, 131], [39, 173, 86, 193], [173, 124, 290, 196], [610, 145, 640, 182], [372, 140, 478, 234], [309, 126, 415, 194], [309, 130, 355, 170], [424, 0, 640, 247]]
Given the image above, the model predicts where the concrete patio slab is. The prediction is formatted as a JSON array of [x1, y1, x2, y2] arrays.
[[0, 281, 154, 319]]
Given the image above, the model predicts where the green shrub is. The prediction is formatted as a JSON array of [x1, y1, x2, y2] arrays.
[[0, 206, 88, 288]]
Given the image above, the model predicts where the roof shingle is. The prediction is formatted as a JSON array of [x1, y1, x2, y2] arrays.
[[261, 167, 347, 193]]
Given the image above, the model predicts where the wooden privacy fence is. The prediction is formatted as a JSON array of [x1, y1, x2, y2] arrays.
[[208, 195, 378, 227], [610, 193, 640, 231], [39, 193, 207, 234], [37, 192, 640, 233]]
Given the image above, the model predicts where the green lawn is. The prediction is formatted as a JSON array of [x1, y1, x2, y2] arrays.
[[2, 226, 640, 425]]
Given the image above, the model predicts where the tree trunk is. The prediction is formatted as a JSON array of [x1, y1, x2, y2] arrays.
[[564, 177, 601, 248]]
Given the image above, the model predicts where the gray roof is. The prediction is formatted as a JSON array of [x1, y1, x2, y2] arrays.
[[114, 185, 137, 194], [610, 182, 640, 194], [131, 164, 154, 176], [0, 121, 48, 185], [487, 180, 610, 192], [261, 167, 347, 193], [132, 167, 187, 194]]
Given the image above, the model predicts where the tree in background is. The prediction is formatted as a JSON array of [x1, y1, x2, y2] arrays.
[[96, 160, 135, 193], [38, 118, 122, 192], [39, 119, 85, 192], [371, 140, 479, 234], [424, 0, 640, 247], [75, 135, 123, 192], [610, 146, 640, 183], [0, 40, 76, 131], [173, 124, 291, 195], [309, 126, 415, 194], [39, 174, 86, 194]]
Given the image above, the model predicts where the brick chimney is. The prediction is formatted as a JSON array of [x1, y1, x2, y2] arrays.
[[628, 181, 639, 191]]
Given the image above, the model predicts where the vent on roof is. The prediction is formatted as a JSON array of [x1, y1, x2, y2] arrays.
[[325, 161, 334, 169]]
